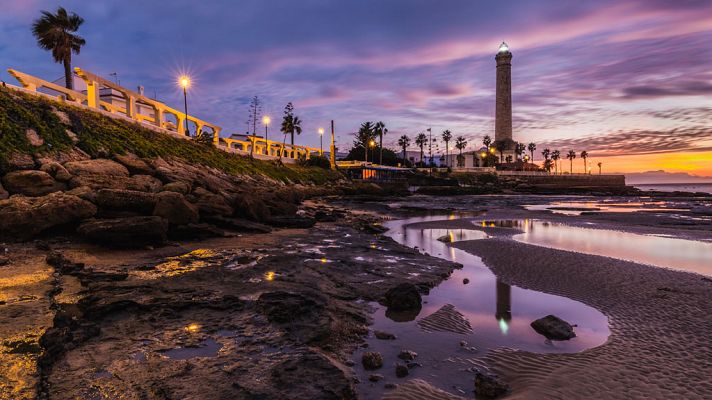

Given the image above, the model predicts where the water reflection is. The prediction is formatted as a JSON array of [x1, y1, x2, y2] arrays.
[[505, 220, 712, 276], [524, 200, 688, 215]]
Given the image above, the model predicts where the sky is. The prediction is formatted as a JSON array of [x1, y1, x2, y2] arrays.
[[1, 0, 711, 177]]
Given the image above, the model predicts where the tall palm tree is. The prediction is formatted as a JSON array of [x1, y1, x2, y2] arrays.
[[415, 132, 428, 165], [597, 161, 602, 175], [543, 159, 553, 173], [566, 150, 576, 174], [356, 122, 376, 162], [483, 135, 492, 150], [455, 136, 467, 167], [280, 102, 302, 159], [580, 151, 589, 174], [514, 142, 525, 162], [398, 135, 411, 166], [551, 150, 561, 174], [32, 7, 85, 90], [441, 130, 452, 167], [374, 121, 388, 165], [495, 140, 506, 163], [528, 142, 536, 162], [541, 148, 550, 161]]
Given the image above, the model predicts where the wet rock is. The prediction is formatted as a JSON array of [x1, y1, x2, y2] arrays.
[[368, 374, 384, 382], [0, 192, 97, 241], [77, 216, 168, 247], [202, 215, 272, 233], [257, 291, 330, 343], [395, 364, 409, 378], [531, 314, 576, 340], [374, 330, 396, 340], [267, 215, 316, 228], [384, 383, 397, 390], [384, 283, 422, 312], [1, 170, 66, 197], [169, 223, 227, 240], [191, 188, 234, 216], [270, 352, 356, 399], [463, 278, 470, 284], [384, 307, 421, 323], [233, 193, 272, 221], [397, 350, 418, 361], [152, 191, 199, 225], [40, 162, 72, 182], [437, 235, 452, 243], [361, 351, 383, 370], [95, 189, 157, 213], [474, 371, 510, 399], [162, 181, 191, 195]]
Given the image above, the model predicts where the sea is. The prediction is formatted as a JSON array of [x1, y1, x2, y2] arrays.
[[633, 183, 712, 194]]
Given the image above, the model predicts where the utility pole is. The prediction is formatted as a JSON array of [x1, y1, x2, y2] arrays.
[[427, 127, 433, 175], [330, 120, 336, 170]]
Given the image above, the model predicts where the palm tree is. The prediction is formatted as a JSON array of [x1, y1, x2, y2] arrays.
[[280, 102, 302, 159], [441, 130, 452, 168], [528, 142, 536, 162], [597, 161, 602, 175], [355, 122, 376, 162], [566, 150, 576, 174], [495, 140, 506, 163], [32, 7, 86, 90], [543, 159, 553, 173], [514, 142, 525, 162], [551, 150, 561, 174], [455, 136, 467, 167], [415, 132, 428, 165], [483, 135, 492, 150], [374, 121, 388, 165], [541, 148, 550, 161], [580, 151, 589, 174], [398, 135, 411, 165]]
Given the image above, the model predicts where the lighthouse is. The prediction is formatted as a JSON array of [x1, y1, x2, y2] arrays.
[[495, 42, 514, 149]]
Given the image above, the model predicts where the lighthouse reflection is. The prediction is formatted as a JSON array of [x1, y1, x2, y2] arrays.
[[495, 279, 512, 335]]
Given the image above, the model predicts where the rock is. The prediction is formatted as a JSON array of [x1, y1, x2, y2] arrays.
[[1, 170, 66, 197], [40, 162, 72, 182], [266, 215, 316, 229], [361, 352, 383, 370], [65, 159, 129, 177], [395, 364, 409, 378], [270, 352, 356, 399], [64, 129, 79, 144], [202, 215, 272, 233], [437, 235, 452, 243], [374, 330, 396, 340], [191, 188, 233, 216], [530, 315, 576, 340], [257, 291, 330, 343], [384, 283, 422, 312], [7, 153, 35, 170], [233, 193, 272, 221], [463, 278, 470, 284], [126, 175, 163, 193], [0, 256, 9, 266], [368, 374, 384, 382], [77, 216, 168, 247], [52, 108, 71, 125], [384, 383, 397, 390], [0, 193, 97, 241], [66, 186, 96, 203], [161, 181, 191, 195], [474, 371, 509, 399], [397, 350, 418, 361], [25, 128, 44, 146], [152, 191, 199, 225], [0, 183, 8, 200], [95, 189, 157, 213], [113, 154, 154, 175], [168, 223, 227, 240]]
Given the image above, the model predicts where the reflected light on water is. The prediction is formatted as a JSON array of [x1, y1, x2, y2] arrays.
[[265, 271, 275, 281], [498, 318, 509, 335], [185, 323, 200, 333]]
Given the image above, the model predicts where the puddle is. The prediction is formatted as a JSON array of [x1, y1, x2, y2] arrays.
[[506, 220, 712, 276], [160, 338, 222, 360], [355, 215, 610, 398], [524, 200, 688, 215]]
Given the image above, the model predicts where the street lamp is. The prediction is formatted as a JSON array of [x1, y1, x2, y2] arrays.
[[179, 75, 190, 136], [262, 115, 271, 141], [318, 127, 324, 154], [369, 139, 376, 163]]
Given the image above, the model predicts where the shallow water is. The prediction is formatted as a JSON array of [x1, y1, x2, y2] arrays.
[[355, 215, 610, 398], [160, 338, 222, 360], [501, 219, 712, 276], [523, 199, 688, 215]]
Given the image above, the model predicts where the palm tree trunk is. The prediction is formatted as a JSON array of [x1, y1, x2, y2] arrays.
[[63, 57, 73, 90], [570, 160, 573, 174], [402, 147, 406, 165], [379, 133, 383, 165], [290, 132, 294, 147]]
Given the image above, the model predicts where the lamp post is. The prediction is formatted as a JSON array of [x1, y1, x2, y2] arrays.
[[179, 76, 190, 136], [369, 139, 376, 163], [262, 115, 270, 141], [318, 127, 324, 155]]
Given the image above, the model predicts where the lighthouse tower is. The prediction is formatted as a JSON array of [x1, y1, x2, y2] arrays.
[[495, 42, 514, 149]]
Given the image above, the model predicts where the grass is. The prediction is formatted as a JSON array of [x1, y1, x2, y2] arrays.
[[0, 88, 342, 184]]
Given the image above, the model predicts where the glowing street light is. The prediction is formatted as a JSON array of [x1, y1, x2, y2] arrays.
[[262, 115, 271, 141], [178, 75, 191, 136], [318, 127, 325, 154]]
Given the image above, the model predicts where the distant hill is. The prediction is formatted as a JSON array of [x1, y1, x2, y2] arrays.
[[624, 170, 712, 184]]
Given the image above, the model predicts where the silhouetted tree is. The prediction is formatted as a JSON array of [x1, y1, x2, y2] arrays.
[[415, 132, 427, 165], [528, 142, 536, 162], [566, 150, 576, 174], [455, 136, 467, 167], [580, 150, 589, 174], [32, 7, 85, 90], [398, 134, 411, 165], [374, 121, 388, 164], [551, 150, 561, 174], [280, 102, 302, 159], [441, 130, 452, 168]]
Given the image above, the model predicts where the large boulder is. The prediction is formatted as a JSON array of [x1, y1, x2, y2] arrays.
[[77, 216, 167, 247], [530, 315, 577, 340], [474, 371, 510, 399], [384, 283, 422, 312], [1, 170, 66, 197], [95, 189, 157, 213], [161, 181, 191, 195], [361, 352, 383, 370], [233, 193, 271, 221], [257, 291, 330, 343], [39, 162, 72, 182], [113, 154, 154, 176], [0, 192, 97, 241], [126, 175, 163, 193], [152, 191, 199, 225], [191, 188, 233, 216], [64, 159, 130, 189]]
